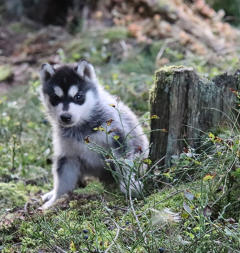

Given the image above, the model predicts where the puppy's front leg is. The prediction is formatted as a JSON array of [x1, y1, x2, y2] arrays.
[[41, 157, 81, 209]]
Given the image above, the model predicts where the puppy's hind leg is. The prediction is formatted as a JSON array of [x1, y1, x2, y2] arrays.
[[41, 157, 81, 210]]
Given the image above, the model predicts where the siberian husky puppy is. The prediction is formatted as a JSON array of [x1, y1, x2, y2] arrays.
[[40, 60, 149, 209]]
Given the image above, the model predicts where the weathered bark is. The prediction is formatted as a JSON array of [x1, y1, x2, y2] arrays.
[[150, 66, 240, 166]]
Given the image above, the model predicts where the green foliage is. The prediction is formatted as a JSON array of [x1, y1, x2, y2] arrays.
[[103, 26, 128, 41], [207, 0, 240, 25], [165, 129, 240, 251], [65, 27, 128, 64], [1, 82, 239, 252], [0, 182, 27, 209]]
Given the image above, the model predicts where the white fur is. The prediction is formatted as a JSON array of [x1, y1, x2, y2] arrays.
[[54, 86, 64, 97], [44, 64, 55, 75], [68, 85, 78, 98], [68, 90, 96, 125], [77, 61, 98, 83], [40, 63, 55, 83], [43, 90, 96, 127], [56, 103, 63, 114], [41, 158, 81, 209], [53, 134, 106, 171]]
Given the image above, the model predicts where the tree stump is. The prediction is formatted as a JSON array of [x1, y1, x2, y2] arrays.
[[150, 66, 240, 166]]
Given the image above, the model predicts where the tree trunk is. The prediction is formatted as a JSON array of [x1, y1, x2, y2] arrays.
[[150, 66, 240, 166]]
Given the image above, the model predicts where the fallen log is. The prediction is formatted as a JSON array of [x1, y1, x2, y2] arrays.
[[150, 66, 240, 166]]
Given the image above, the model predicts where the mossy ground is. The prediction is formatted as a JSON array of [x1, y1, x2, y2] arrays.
[[1, 26, 240, 252]]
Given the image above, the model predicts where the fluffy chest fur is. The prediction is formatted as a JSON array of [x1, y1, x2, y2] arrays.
[[53, 129, 110, 170]]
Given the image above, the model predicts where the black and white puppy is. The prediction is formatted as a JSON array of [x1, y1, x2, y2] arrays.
[[40, 60, 149, 209]]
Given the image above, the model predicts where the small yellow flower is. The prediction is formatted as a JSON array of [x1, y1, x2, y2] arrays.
[[143, 158, 152, 165], [113, 135, 120, 140], [69, 241, 77, 252], [106, 119, 113, 126], [151, 114, 159, 119], [203, 174, 214, 181]]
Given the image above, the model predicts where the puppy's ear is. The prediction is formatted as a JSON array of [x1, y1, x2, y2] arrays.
[[40, 63, 55, 83], [75, 60, 97, 83]]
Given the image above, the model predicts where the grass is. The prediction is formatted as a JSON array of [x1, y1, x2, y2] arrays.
[[1, 26, 240, 252], [1, 76, 240, 253]]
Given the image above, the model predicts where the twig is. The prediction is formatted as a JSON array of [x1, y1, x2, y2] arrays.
[[54, 245, 67, 253], [155, 43, 167, 63], [105, 219, 121, 253], [139, 155, 165, 180], [24, 201, 30, 213], [129, 190, 147, 244]]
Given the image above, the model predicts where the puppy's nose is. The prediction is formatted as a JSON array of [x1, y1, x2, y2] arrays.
[[60, 113, 72, 123]]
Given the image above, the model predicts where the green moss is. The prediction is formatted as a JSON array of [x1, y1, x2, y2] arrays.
[[153, 65, 194, 91], [0, 182, 27, 209], [144, 189, 183, 210], [156, 65, 192, 74], [73, 180, 105, 195]]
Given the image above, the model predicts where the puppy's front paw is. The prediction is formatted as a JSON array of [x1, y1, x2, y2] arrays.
[[41, 190, 54, 202], [41, 195, 57, 210]]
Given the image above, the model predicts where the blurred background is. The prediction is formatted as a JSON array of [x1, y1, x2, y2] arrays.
[[0, 0, 240, 99], [1, 1, 240, 252]]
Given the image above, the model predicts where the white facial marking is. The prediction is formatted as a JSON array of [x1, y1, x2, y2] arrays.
[[48, 90, 96, 127], [68, 90, 96, 124], [54, 86, 64, 98], [68, 85, 78, 98]]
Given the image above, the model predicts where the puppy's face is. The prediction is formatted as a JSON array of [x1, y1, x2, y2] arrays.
[[40, 61, 98, 127]]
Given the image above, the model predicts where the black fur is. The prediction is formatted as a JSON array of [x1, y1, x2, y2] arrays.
[[42, 66, 96, 107]]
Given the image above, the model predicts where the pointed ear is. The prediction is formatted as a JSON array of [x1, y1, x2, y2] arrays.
[[40, 63, 55, 83], [75, 60, 97, 83]]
